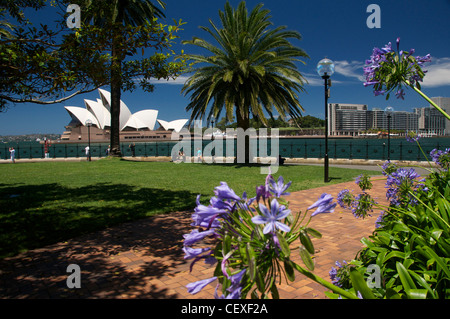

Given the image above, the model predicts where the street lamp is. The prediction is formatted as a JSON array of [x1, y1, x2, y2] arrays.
[[317, 58, 335, 183], [384, 106, 394, 161], [85, 119, 93, 161]]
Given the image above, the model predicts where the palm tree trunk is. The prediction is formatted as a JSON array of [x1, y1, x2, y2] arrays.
[[109, 33, 123, 157], [236, 108, 250, 164]]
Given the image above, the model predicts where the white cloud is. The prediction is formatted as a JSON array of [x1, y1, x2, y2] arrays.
[[149, 75, 190, 85], [133, 75, 190, 85], [333, 60, 365, 82], [303, 60, 365, 87], [421, 57, 450, 88], [303, 73, 324, 86]]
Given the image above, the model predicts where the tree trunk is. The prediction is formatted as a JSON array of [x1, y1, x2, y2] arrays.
[[109, 33, 123, 157], [236, 108, 250, 164]]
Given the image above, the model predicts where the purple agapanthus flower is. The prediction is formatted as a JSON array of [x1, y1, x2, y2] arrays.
[[350, 192, 376, 219], [337, 189, 353, 209], [183, 246, 211, 260], [186, 276, 217, 295], [251, 198, 291, 234], [364, 37, 431, 100], [214, 182, 241, 201], [395, 89, 405, 100], [329, 260, 348, 288], [385, 167, 427, 206], [256, 184, 271, 202], [406, 131, 421, 143], [227, 269, 246, 294], [308, 193, 336, 217], [192, 201, 226, 229], [430, 148, 450, 170], [375, 211, 386, 229], [267, 175, 292, 197], [381, 160, 398, 176], [183, 229, 216, 246]]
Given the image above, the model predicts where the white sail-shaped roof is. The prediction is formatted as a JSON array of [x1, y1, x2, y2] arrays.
[[64, 89, 185, 133], [84, 99, 109, 129], [132, 110, 158, 130], [65, 106, 100, 127], [157, 119, 188, 133], [97, 88, 132, 130]]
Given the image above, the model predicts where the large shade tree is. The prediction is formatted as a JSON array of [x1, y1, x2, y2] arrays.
[[182, 1, 309, 162], [71, 0, 171, 157], [1, 0, 186, 157]]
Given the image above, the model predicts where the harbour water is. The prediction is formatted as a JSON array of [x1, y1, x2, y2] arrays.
[[2, 137, 450, 162]]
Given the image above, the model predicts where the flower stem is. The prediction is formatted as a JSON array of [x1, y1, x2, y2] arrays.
[[292, 262, 359, 299], [406, 80, 450, 121]]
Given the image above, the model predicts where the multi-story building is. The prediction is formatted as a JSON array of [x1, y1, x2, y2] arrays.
[[328, 103, 370, 136], [431, 97, 450, 135], [328, 103, 429, 136], [371, 108, 418, 131], [414, 106, 446, 136]]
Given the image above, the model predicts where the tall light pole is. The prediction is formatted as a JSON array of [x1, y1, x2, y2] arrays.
[[317, 58, 335, 183], [384, 106, 394, 161], [85, 119, 93, 161]]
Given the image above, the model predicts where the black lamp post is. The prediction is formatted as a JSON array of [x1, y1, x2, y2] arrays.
[[85, 119, 93, 161], [317, 58, 335, 183], [384, 106, 394, 161]]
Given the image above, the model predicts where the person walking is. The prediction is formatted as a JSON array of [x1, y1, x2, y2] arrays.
[[85, 145, 90, 161], [9, 147, 15, 163], [44, 138, 51, 158]]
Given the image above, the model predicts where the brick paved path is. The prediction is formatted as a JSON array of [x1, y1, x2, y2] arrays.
[[0, 177, 387, 299]]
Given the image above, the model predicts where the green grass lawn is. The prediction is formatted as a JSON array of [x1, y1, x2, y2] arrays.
[[0, 158, 378, 258]]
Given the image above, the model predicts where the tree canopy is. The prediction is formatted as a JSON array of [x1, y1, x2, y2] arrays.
[[0, 0, 187, 112], [181, 1, 309, 131]]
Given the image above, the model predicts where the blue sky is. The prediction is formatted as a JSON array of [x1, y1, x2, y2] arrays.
[[1, 0, 450, 135]]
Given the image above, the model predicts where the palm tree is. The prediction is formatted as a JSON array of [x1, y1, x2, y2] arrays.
[[182, 1, 309, 162], [79, 0, 166, 157]]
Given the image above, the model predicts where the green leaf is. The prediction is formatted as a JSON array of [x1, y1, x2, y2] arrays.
[[284, 260, 295, 282], [386, 288, 401, 299], [246, 243, 256, 281], [222, 232, 231, 254], [277, 232, 291, 257], [408, 269, 436, 299], [396, 262, 417, 293], [299, 230, 314, 254], [255, 268, 265, 293], [420, 246, 450, 278], [349, 267, 376, 299], [299, 246, 314, 271], [305, 227, 322, 239], [407, 289, 428, 299], [270, 282, 280, 299]]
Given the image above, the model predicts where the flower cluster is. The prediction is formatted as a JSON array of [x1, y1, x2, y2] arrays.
[[381, 161, 399, 176], [364, 37, 431, 100], [329, 260, 352, 289], [350, 193, 376, 219], [405, 131, 421, 143], [385, 168, 427, 207], [375, 211, 386, 229], [336, 175, 376, 219], [355, 173, 373, 191], [182, 173, 338, 299], [337, 189, 353, 209], [430, 148, 450, 171]]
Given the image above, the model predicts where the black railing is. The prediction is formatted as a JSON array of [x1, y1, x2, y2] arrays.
[[1, 138, 449, 162]]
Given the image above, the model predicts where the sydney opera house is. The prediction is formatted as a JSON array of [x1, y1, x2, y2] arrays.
[[61, 88, 188, 142]]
